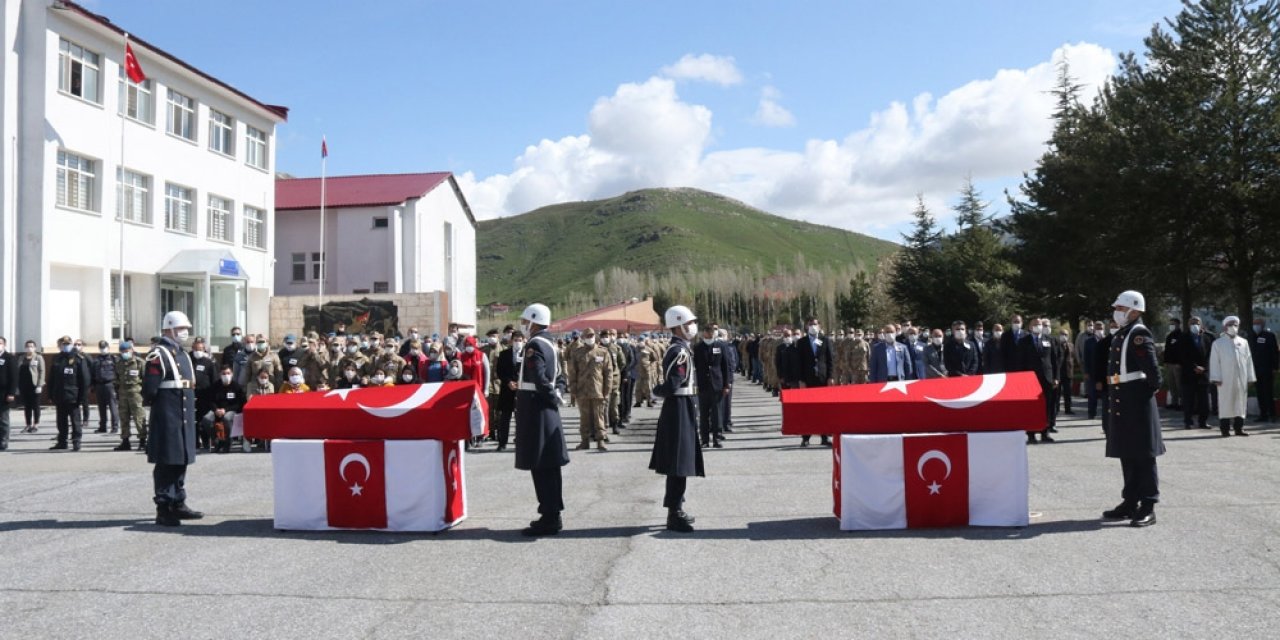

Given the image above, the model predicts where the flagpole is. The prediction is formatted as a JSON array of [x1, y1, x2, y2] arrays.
[[318, 137, 326, 309], [117, 34, 129, 344]]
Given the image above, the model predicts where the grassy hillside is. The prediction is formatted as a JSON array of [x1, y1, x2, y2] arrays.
[[477, 188, 899, 306]]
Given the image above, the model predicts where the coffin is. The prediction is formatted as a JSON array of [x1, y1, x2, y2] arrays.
[[243, 382, 488, 441]]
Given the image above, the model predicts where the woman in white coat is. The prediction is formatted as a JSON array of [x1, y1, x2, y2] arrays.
[[1209, 315, 1255, 437]]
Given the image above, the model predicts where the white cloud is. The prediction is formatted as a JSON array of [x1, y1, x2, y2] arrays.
[[460, 42, 1117, 239], [751, 86, 796, 127], [660, 53, 743, 86]]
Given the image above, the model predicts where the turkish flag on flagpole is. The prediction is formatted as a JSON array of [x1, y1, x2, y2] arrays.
[[124, 41, 146, 83], [321, 136, 328, 158], [834, 431, 1028, 530]]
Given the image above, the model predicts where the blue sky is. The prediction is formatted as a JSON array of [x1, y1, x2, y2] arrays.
[[91, 0, 1182, 240]]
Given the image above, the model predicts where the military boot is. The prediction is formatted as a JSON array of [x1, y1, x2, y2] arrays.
[[1102, 500, 1137, 520], [155, 505, 181, 527], [113, 439, 132, 451], [666, 509, 695, 532], [1129, 501, 1156, 527], [171, 503, 204, 520], [521, 514, 562, 537]]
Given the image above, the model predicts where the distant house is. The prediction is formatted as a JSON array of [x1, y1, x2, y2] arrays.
[[274, 172, 477, 329]]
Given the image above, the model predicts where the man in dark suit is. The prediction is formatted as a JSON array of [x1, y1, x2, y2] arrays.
[[1019, 317, 1060, 444], [1082, 321, 1104, 419], [971, 321, 987, 374], [1001, 315, 1027, 373], [1178, 316, 1212, 429], [1093, 320, 1118, 433], [693, 326, 732, 448], [943, 321, 979, 376], [984, 323, 1006, 374], [493, 330, 523, 451], [1162, 319, 1183, 411], [0, 336, 16, 450], [1250, 318, 1278, 422], [870, 324, 912, 383], [795, 317, 834, 447]]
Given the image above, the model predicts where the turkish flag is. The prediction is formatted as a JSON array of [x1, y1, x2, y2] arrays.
[[321, 136, 328, 159], [323, 440, 388, 528], [902, 433, 968, 528], [834, 431, 1027, 530], [782, 372, 1045, 435], [243, 382, 488, 441], [272, 439, 467, 531], [124, 42, 146, 83]]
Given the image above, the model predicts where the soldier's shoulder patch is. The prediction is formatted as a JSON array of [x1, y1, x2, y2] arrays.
[[1133, 336, 1146, 346]]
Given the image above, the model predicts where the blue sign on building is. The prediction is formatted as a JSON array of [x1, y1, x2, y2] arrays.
[[218, 258, 240, 277]]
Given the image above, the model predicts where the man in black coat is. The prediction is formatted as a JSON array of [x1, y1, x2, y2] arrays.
[[618, 336, 637, 426], [1162, 319, 1183, 411], [649, 305, 703, 533], [49, 336, 92, 451], [190, 337, 217, 450], [1102, 291, 1164, 527], [970, 321, 987, 374], [1018, 317, 1059, 444], [1178, 316, 1212, 429], [1093, 320, 1118, 433], [220, 327, 245, 370], [795, 317, 834, 447], [983, 323, 1006, 374], [943, 321, 979, 376], [719, 329, 738, 432], [201, 364, 245, 453], [92, 340, 120, 434], [776, 332, 799, 395], [143, 312, 203, 526], [514, 304, 569, 537], [1249, 318, 1278, 422], [0, 336, 16, 450], [493, 330, 523, 451], [1001, 315, 1027, 373], [1082, 321, 1104, 419], [693, 326, 732, 448]]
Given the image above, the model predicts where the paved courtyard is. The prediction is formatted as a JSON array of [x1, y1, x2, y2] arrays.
[[2, 379, 1278, 639]]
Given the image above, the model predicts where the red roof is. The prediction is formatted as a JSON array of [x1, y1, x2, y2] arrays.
[[60, 1, 288, 122], [276, 173, 453, 211]]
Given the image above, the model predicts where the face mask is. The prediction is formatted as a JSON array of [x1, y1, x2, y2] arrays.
[[410, 332, 420, 340], [26, 346, 35, 354], [257, 343, 268, 353], [702, 337, 715, 345], [1225, 326, 1239, 337], [1011, 323, 1022, 332], [931, 337, 943, 346], [221, 374, 232, 384], [330, 345, 340, 353], [232, 334, 242, 343], [193, 350, 205, 359], [285, 342, 296, 350], [993, 331, 1003, 340], [344, 370, 356, 380], [511, 341, 524, 352], [402, 373, 415, 382], [1113, 310, 1131, 326], [1189, 325, 1201, 335], [347, 345, 359, 354], [683, 323, 698, 340], [582, 338, 596, 347], [907, 333, 918, 341], [360, 341, 370, 350], [1254, 324, 1264, 333], [601, 337, 612, 346], [1169, 325, 1178, 333], [173, 329, 189, 342], [808, 325, 820, 336], [520, 321, 532, 336], [1108, 327, 1118, 335], [74, 344, 84, 352], [1030, 325, 1042, 336], [289, 374, 303, 385], [430, 350, 441, 358], [372, 374, 386, 384], [258, 378, 270, 386], [121, 351, 132, 360], [1059, 333, 1069, 339], [783, 337, 794, 345], [61, 344, 73, 353], [465, 345, 477, 354], [954, 330, 967, 340]]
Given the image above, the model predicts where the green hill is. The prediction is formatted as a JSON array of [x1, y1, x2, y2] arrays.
[[476, 187, 900, 306]]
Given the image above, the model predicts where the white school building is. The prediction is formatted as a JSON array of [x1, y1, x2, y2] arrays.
[[0, 0, 287, 347]]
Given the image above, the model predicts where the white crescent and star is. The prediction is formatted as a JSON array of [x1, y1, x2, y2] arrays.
[[880, 379, 916, 394], [339, 453, 371, 496], [923, 373, 1006, 410], [917, 449, 952, 495], [324, 383, 443, 419]]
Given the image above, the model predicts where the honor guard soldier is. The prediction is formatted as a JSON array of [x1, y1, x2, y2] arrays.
[[113, 341, 147, 451], [514, 303, 570, 537], [142, 311, 204, 526], [649, 305, 704, 532], [1102, 291, 1164, 528]]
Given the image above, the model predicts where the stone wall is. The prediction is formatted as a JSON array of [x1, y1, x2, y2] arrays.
[[268, 291, 450, 346]]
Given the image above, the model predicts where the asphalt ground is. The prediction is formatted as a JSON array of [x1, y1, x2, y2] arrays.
[[1, 378, 1278, 639]]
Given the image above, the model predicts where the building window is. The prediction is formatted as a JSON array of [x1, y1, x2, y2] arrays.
[[58, 39, 101, 103], [291, 253, 306, 282], [208, 109, 235, 156], [244, 205, 267, 249], [245, 126, 268, 170], [207, 195, 233, 243], [56, 150, 97, 212], [311, 252, 325, 281], [373, 281, 389, 293], [167, 89, 197, 141], [117, 68, 153, 124], [372, 217, 389, 229], [352, 289, 370, 294], [116, 168, 151, 224], [164, 183, 195, 234]]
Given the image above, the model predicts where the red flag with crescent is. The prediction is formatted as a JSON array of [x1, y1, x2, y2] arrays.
[[442, 439, 464, 524], [243, 382, 488, 441], [901, 433, 969, 528], [124, 42, 146, 83], [323, 440, 387, 529], [781, 372, 1045, 435]]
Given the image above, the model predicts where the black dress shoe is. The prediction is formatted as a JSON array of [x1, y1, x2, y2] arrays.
[[820, 436, 831, 447], [1102, 501, 1137, 520], [1047, 426, 1058, 433], [521, 515, 562, 537], [1234, 429, 1249, 437], [155, 506, 181, 527], [72, 442, 81, 451], [172, 503, 204, 520], [722, 426, 734, 433], [49, 442, 68, 450], [712, 441, 723, 448], [94, 427, 107, 434], [1026, 434, 1037, 445], [1129, 502, 1156, 527], [1040, 434, 1055, 443], [666, 510, 694, 532]]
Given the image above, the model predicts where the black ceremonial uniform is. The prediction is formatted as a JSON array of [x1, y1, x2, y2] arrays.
[[142, 336, 198, 508], [0, 349, 16, 450], [943, 337, 978, 376], [1105, 321, 1164, 521], [514, 329, 569, 518], [649, 336, 704, 511], [494, 347, 519, 450], [693, 338, 731, 445]]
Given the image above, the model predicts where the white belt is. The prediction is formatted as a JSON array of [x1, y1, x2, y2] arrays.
[[671, 388, 696, 396], [517, 382, 539, 391], [1108, 371, 1146, 385], [158, 380, 193, 389]]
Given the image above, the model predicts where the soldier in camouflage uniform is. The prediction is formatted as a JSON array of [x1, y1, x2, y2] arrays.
[[603, 329, 626, 434], [569, 328, 614, 450], [113, 340, 147, 451]]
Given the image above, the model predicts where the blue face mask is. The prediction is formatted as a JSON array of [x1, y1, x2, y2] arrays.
[[121, 352, 133, 360], [61, 345, 73, 353]]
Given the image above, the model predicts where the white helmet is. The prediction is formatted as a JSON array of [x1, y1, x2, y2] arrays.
[[520, 303, 551, 326], [162, 310, 192, 331], [1112, 290, 1146, 312], [664, 305, 696, 328]]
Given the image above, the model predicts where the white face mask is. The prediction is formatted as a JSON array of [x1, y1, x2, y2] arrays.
[[1113, 310, 1131, 326], [175, 329, 189, 342], [402, 373, 415, 382], [372, 374, 386, 384], [808, 325, 820, 336], [193, 350, 205, 359], [1190, 324, 1201, 335], [258, 378, 270, 387], [344, 370, 356, 380], [931, 337, 943, 346], [221, 375, 232, 384], [702, 337, 714, 345], [465, 346, 476, 354], [1108, 326, 1118, 335], [682, 323, 698, 340], [1225, 325, 1239, 337], [582, 338, 596, 347], [1031, 325, 1043, 336], [954, 330, 967, 340], [1169, 325, 1178, 333], [783, 337, 794, 345], [993, 331, 1003, 340], [1011, 323, 1022, 332], [347, 345, 359, 354], [520, 321, 532, 336], [601, 337, 612, 346], [289, 374, 303, 385]]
